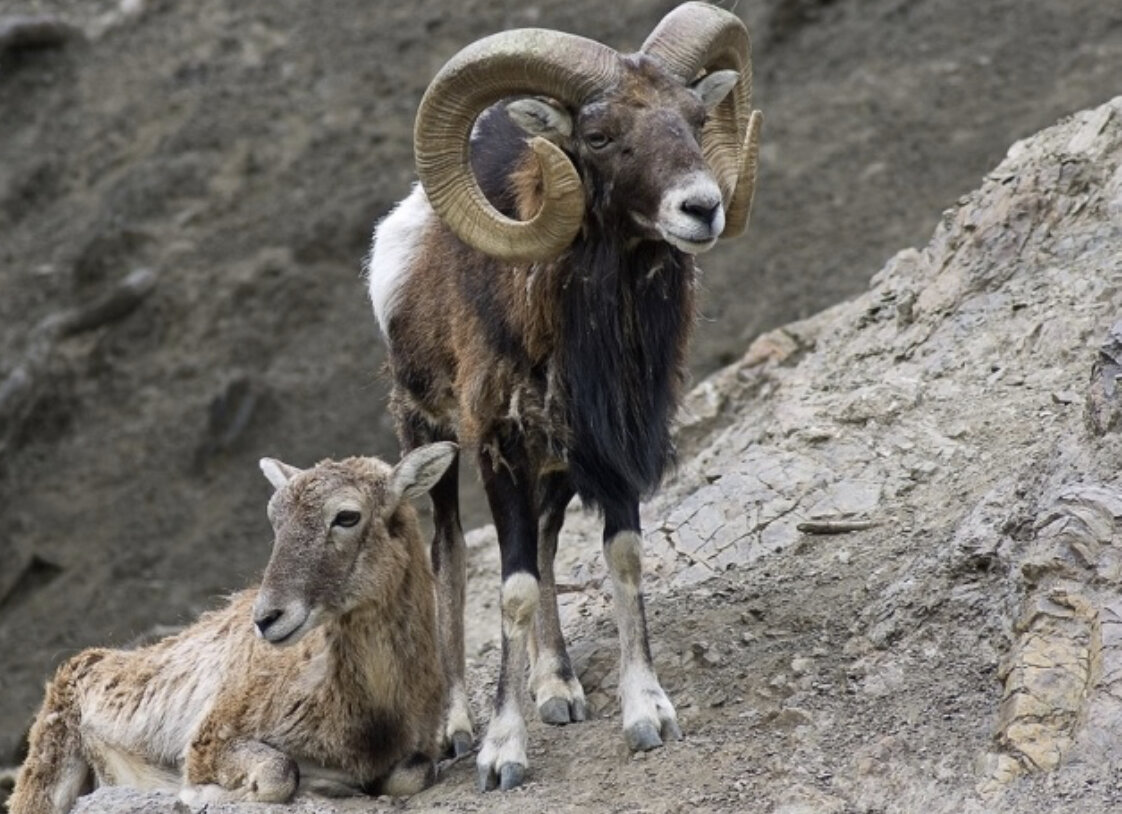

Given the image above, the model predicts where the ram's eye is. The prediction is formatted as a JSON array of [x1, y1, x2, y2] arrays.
[[585, 132, 611, 150], [332, 510, 361, 528]]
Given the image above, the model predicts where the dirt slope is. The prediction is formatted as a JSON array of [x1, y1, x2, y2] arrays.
[[53, 93, 1122, 814], [2, 0, 1122, 805]]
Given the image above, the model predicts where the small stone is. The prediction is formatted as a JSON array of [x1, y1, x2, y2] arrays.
[[856, 756, 881, 776], [791, 656, 814, 676], [769, 706, 814, 729], [945, 422, 969, 439]]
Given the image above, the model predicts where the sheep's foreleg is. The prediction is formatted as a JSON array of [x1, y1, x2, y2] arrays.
[[182, 736, 298, 807], [604, 505, 681, 751], [377, 752, 437, 796]]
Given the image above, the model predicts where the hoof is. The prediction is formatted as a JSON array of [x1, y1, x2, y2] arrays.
[[625, 720, 664, 752], [473, 763, 491, 790], [449, 730, 474, 758], [476, 761, 526, 792], [477, 763, 495, 792], [539, 696, 587, 725], [499, 762, 525, 791]]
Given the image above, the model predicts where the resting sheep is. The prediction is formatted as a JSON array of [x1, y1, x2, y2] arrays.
[[365, 1, 761, 791], [9, 443, 456, 813]]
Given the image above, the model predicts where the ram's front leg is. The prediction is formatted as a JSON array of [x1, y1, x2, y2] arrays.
[[476, 430, 539, 792], [182, 729, 298, 808], [604, 501, 682, 751]]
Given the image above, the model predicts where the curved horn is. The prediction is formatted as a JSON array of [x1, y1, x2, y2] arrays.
[[642, 1, 762, 237], [414, 30, 622, 263]]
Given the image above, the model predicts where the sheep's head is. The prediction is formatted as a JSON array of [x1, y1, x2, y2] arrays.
[[414, 1, 762, 263], [505, 58, 739, 253], [251, 443, 455, 646]]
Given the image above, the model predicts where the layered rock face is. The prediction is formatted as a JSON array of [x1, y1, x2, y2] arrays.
[[9, 91, 1122, 814], [666, 95, 1122, 804]]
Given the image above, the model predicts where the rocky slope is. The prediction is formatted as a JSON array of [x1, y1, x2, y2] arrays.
[[15, 91, 1122, 814], [3, 0, 1121, 754], [3, 0, 1122, 811]]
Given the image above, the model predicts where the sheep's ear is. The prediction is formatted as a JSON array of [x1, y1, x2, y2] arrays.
[[507, 98, 572, 143], [690, 69, 739, 112], [387, 442, 458, 504], [260, 458, 302, 491]]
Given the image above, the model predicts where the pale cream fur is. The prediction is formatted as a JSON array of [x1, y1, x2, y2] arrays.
[[9, 445, 456, 814]]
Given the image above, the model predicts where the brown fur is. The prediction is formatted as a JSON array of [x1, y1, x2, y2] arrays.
[[10, 451, 451, 814], [369, 51, 737, 788]]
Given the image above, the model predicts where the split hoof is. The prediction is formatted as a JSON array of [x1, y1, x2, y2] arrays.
[[477, 761, 526, 792], [538, 696, 587, 725]]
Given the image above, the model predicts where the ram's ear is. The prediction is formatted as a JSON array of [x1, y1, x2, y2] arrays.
[[386, 442, 458, 505], [259, 458, 302, 492], [507, 97, 573, 144], [690, 69, 739, 112]]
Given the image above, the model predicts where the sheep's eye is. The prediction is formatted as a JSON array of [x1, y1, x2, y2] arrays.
[[332, 510, 361, 528], [585, 131, 611, 150]]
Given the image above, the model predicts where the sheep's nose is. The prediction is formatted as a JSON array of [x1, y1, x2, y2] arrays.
[[680, 196, 721, 227], [254, 608, 284, 637]]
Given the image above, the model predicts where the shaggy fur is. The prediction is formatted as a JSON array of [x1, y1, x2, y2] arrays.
[[367, 52, 735, 790], [9, 447, 454, 813]]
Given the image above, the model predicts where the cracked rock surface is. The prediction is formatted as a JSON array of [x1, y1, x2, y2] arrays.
[[37, 96, 1122, 813]]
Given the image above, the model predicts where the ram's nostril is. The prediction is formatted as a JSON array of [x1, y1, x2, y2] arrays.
[[255, 608, 284, 635], [680, 198, 720, 225]]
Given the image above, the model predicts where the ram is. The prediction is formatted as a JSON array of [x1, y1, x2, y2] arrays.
[[366, 1, 761, 791], [9, 444, 455, 813]]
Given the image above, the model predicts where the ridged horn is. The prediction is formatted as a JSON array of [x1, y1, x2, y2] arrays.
[[642, 1, 763, 237], [414, 30, 622, 263]]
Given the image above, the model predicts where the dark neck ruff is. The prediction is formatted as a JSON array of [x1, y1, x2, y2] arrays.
[[557, 233, 693, 514]]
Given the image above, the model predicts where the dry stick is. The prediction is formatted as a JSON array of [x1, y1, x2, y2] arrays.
[[796, 518, 881, 535], [0, 269, 158, 455]]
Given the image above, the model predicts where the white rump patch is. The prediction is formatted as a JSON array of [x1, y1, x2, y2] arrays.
[[366, 184, 433, 333]]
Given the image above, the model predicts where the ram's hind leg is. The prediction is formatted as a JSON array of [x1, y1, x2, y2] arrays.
[[400, 411, 473, 757], [476, 430, 538, 791], [604, 502, 682, 751], [9, 653, 98, 814], [530, 472, 587, 725], [183, 729, 298, 806]]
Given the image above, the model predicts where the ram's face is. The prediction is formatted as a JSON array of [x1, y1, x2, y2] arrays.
[[507, 56, 738, 254], [411, 5, 760, 263]]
